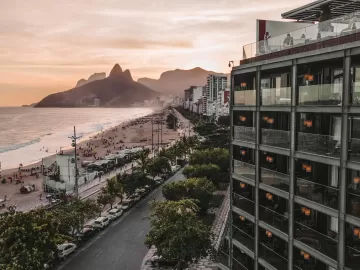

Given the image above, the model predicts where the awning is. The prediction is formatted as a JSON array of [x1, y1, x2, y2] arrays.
[[282, 0, 360, 21]]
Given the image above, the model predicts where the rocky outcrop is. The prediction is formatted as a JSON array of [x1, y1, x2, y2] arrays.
[[75, 72, 106, 87]]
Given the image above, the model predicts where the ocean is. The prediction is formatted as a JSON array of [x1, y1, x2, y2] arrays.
[[0, 107, 154, 170]]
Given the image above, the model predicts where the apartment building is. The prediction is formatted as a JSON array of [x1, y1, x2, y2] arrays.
[[206, 74, 228, 115], [221, 1, 360, 270]]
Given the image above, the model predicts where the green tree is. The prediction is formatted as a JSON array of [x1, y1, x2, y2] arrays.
[[189, 148, 229, 172], [97, 193, 115, 213], [183, 164, 221, 186], [102, 178, 124, 204], [148, 157, 172, 179], [0, 210, 64, 269], [120, 171, 150, 196], [55, 199, 99, 237], [166, 113, 178, 130], [135, 150, 151, 174], [145, 199, 212, 269], [162, 178, 215, 213]]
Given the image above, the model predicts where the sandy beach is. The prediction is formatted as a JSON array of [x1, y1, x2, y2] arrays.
[[0, 108, 180, 207]]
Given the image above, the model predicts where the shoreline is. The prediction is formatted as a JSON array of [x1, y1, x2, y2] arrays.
[[0, 107, 181, 210], [1, 108, 164, 176]]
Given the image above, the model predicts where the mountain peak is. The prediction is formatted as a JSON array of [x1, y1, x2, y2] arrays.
[[123, 69, 133, 81], [109, 64, 123, 77]]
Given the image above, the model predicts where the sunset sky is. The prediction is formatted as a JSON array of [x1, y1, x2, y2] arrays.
[[0, 0, 314, 106]]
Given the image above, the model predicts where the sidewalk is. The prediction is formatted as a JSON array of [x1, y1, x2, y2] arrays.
[[0, 163, 133, 213], [141, 187, 230, 270]]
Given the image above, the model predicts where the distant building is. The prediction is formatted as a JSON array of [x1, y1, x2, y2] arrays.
[[94, 98, 100, 107], [205, 74, 227, 116]]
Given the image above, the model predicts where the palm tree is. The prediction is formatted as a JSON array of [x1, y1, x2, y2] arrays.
[[102, 178, 124, 204], [136, 150, 151, 174]]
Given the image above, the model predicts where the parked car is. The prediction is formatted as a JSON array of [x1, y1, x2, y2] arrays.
[[74, 225, 96, 241], [148, 255, 177, 267], [120, 199, 133, 211], [107, 208, 123, 220], [92, 217, 110, 229], [57, 243, 77, 259]]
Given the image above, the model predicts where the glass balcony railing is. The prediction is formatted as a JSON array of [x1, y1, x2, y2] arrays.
[[232, 225, 255, 251], [260, 168, 289, 192], [353, 82, 360, 105], [349, 138, 360, 163], [261, 129, 290, 149], [234, 89, 256, 106], [242, 11, 360, 59], [217, 251, 229, 268], [298, 84, 342, 106], [347, 191, 360, 219], [233, 160, 255, 181], [234, 126, 256, 143], [261, 87, 291, 106], [232, 258, 249, 270], [233, 192, 255, 216], [259, 242, 288, 270], [297, 132, 340, 157], [296, 178, 339, 209], [259, 205, 289, 234], [294, 221, 338, 260], [345, 245, 360, 269]]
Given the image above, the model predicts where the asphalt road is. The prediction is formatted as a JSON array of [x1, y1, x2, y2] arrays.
[[58, 168, 186, 270]]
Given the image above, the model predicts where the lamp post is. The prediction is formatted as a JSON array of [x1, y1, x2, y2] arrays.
[[69, 126, 82, 198]]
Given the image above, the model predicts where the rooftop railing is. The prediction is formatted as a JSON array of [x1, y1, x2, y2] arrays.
[[242, 12, 360, 60]]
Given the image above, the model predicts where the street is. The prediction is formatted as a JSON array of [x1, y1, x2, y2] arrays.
[[57, 168, 186, 270]]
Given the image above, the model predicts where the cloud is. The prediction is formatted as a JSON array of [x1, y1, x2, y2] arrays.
[[0, 0, 316, 105]]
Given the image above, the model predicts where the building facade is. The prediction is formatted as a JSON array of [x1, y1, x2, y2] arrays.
[[222, 1, 360, 270], [206, 74, 228, 116]]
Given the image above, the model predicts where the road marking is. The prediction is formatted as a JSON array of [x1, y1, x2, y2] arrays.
[[136, 230, 144, 238], [95, 250, 103, 257]]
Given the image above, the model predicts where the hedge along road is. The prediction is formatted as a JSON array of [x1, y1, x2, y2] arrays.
[[57, 168, 186, 270]]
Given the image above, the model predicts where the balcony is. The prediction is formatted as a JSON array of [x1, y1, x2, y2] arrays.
[[233, 192, 255, 216], [347, 191, 360, 219], [298, 84, 342, 106], [232, 225, 255, 251], [261, 87, 291, 106], [296, 178, 339, 209], [232, 258, 249, 270], [242, 11, 360, 63], [346, 243, 360, 269], [217, 251, 229, 268], [259, 205, 288, 234], [294, 221, 338, 260], [258, 242, 288, 270], [234, 126, 256, 143], [234, 89, 256, 106], [349, 138, 360, 163], [297, 132, 340, 157], [261, 129, 290, 149], [260, 168, 289, 192], [233, 160, 255, 181]]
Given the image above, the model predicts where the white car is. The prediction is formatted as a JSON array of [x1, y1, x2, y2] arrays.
[[57, 243, 77, 259], [120, 199, 133, 211], [107, 208, 123, 220], [92, 217, 110, 229]]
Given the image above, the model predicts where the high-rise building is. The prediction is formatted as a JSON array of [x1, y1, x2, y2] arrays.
[[222, 1, 360, 270], [206, 74, 227, 116]]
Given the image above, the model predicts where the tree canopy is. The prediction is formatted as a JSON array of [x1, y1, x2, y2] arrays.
[[183, 164, 221, 186], [162, 178, 215, 213], [189, 148, 229, 172], [145, 199, 212, 269]]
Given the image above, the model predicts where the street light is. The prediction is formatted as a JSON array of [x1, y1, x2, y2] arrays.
[[228, 61, 234, 67], [68, 126, 82, 198]]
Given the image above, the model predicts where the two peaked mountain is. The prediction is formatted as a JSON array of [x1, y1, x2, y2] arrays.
[[137, 67, 225, 95], [36, 64, 158, 108]]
